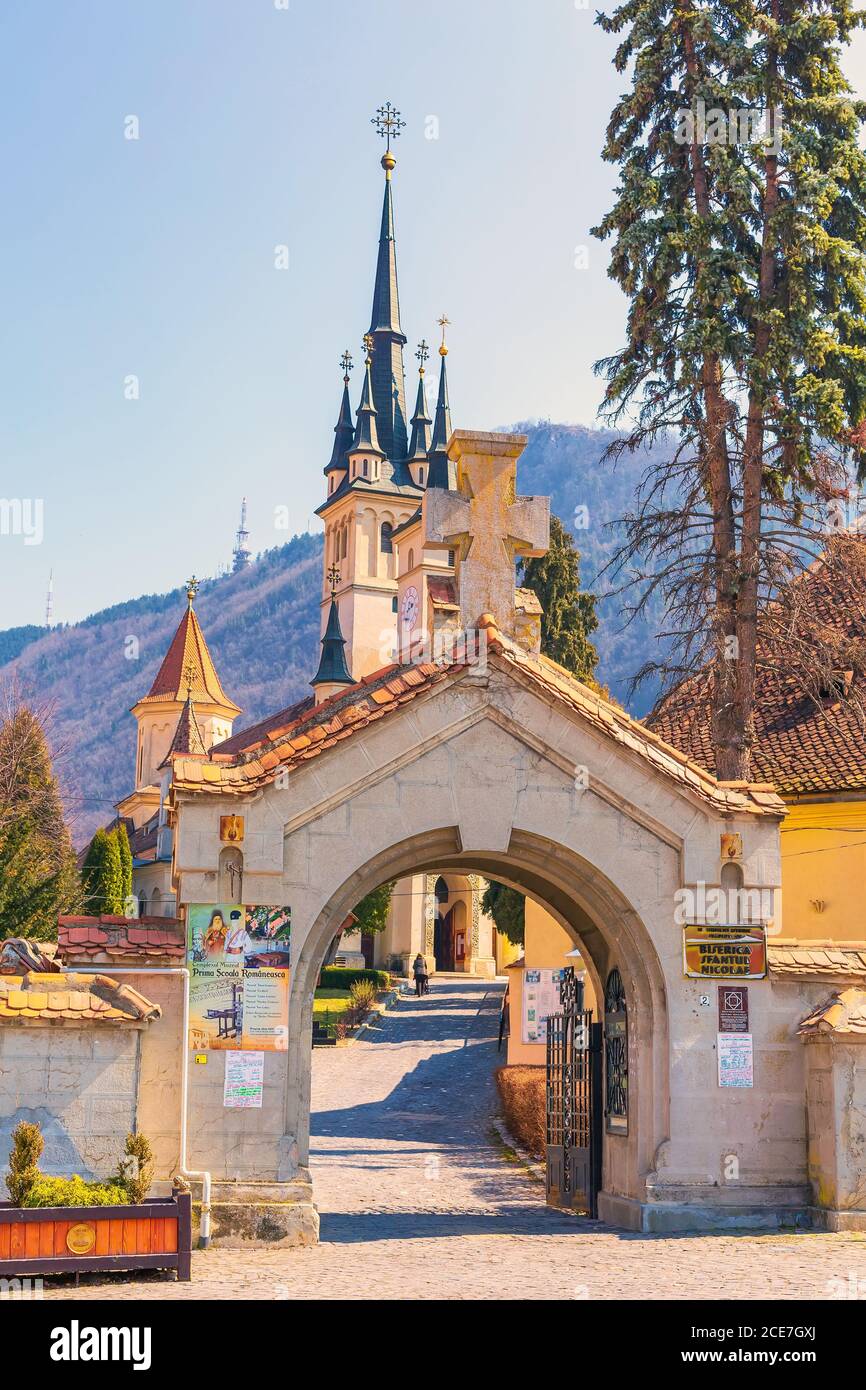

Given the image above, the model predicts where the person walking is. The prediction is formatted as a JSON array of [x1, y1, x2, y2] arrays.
[[412, 952, 429, 997]]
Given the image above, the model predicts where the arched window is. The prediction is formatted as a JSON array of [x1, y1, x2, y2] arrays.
[[380, 522, 393, 554], [721, 860, 745, 920], [219, 847, 244, 904], [151, 887, 162, 917], [418, 466, 425, 485], [604, 968, 628, 1134], [340, 525, 347, 560], [407, 548, 415, 572], [138, 894, 148, 918], [363, 459, 368, 477]]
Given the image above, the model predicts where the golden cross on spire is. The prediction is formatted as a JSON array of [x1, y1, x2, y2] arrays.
[[362, 332, 374, 362], [340, 349, 353, 383], [185, 575, 199, 608], [371, 102, 405, 153], [416, 340, 429, 374], [437, 314, 450, 357], [326, 564, 340, 597]]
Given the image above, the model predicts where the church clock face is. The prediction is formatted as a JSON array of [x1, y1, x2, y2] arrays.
[[401, 586, 419, 629]]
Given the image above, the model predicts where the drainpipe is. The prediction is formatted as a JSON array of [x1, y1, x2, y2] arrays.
[[73, 964, 212, 1248]]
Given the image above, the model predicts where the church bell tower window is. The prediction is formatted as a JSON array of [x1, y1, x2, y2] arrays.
[[381, 522, 393, 554]]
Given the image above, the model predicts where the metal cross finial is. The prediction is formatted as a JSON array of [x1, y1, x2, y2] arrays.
[[326, 564, 340, 597], [416, 340, 429, 374], [371, 102, 405, 153], [185, 575, 199, 607], [362, 332, 374, 362], [340, 349, 353, 382], [437, 314, 450, 355]]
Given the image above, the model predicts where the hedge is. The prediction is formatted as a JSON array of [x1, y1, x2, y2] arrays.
[[495, 1065, 546, 1158], [319, 966, 390, 991]]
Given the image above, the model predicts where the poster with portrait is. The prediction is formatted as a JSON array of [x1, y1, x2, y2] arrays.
[[187, 904, 291, 1052]]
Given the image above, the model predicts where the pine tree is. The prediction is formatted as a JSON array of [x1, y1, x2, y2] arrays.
[[593, 0, 866, 778], [0, 690, 80, 939], [521, 515, 599, 682], [116, 823, 133, 913], [81, 827, 124, 916]]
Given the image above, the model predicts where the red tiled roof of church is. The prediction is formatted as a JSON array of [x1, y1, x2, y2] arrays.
[[169, 616, 784, 818], [647, 535, 866, 796], [137, 605, 240, 713]]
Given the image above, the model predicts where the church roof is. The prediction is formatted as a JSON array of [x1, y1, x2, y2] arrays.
[[159, 694, 209, 766], [647, 535, 866, 797], [169, 615, 784, 818], [136, 601, 241, 714], [798, 987, 866, 1037]]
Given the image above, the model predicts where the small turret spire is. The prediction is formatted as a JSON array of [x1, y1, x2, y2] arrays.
[[407, 340, 433, 462], [311, 565, 354, 693], [325, 351, 355, 475], [427, 317, 455, 490], [351, 335, 386, 458]]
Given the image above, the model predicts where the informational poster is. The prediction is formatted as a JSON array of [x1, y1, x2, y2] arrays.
[[683, 924, 767, 979], [522, 967, 565, 1044], [223, 1049, 264, 1108], [187, 904, 291, 1051], [718, 1032, 754, 1088]]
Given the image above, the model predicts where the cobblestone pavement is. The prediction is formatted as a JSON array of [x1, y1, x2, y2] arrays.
[[42, 977, 866, 1300]]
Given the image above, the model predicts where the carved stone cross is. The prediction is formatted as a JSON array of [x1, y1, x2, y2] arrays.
[[423, 430, 549, 645]]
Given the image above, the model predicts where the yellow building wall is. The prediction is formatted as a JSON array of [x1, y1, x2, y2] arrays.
[[505, 899, 597, 1067], [780, 801, 866, 942]]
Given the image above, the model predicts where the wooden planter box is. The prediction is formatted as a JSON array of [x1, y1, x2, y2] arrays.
[[0, 1191, 191, 1281]]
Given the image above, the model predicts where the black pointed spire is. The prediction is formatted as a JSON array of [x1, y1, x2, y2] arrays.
[[407, 341, 433, 463], [312, 569, 353, 690], [352, 337, 385, 458], [326, 352, 355, 474], [368, 104, 408, 461], [427, 319, 456, 490]]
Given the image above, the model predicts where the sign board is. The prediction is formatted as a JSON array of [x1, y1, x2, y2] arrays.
[[187, 904, 291, 1051], [718, 985, 749, 1033], [522, 967, 565, 1044], [682, 923, 767, 979], [718, 1032, 754, 1088], [223, 1049, 264, 1108]]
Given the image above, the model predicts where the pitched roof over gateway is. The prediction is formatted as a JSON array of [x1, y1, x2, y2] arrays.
[[170, 615, 784, 818], [649, 535, 866, 797]]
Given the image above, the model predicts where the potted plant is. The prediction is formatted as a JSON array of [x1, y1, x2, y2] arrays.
[[0, 1122, 191, 1281]]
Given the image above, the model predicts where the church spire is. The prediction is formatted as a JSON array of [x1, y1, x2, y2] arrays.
[[407, 340, 432, 462], [368, 103, 408, 461], [325, 351, 355, 474], [427, 316, 456, 490], [352, 336, 386, 457], [312, 566, 354, 697]]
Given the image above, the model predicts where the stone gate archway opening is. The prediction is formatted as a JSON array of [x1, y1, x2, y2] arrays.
[[287, 827, 669, 1225]]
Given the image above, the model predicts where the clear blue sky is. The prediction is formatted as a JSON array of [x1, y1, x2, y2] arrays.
[[2, 1, 865, 629]]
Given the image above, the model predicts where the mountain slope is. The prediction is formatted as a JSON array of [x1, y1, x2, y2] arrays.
[[0, 425, 670, 845]]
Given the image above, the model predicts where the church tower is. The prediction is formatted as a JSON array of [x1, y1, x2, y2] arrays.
[[315, 104, 447, 682], [122, 578, 241, 829]]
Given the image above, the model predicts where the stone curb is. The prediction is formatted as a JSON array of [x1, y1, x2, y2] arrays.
[[491, 1115, 546, 1184]]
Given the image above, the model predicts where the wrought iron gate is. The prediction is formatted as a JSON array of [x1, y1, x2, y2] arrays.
[[545, 969, 602, 1215]]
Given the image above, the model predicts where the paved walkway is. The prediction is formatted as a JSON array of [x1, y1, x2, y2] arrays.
[[42, 977, 866, 1300]]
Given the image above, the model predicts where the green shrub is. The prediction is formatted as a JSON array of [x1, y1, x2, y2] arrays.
[[5, 1120, 44, 1206], [320, 966, 389, 991], [116, 1132, 154, 1205], [349, 979, 377, 1015], [22, 1175, 129, 1208]]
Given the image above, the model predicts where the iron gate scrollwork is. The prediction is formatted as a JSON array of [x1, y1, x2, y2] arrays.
[[604, 967, 628, 1134], [545, 966, 602, 1215]]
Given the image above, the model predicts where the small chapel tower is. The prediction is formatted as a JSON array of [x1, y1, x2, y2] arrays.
[[122, 578, 241, 830]]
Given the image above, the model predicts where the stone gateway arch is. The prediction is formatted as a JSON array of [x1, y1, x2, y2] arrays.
[[169, 493, 798, 1239]]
